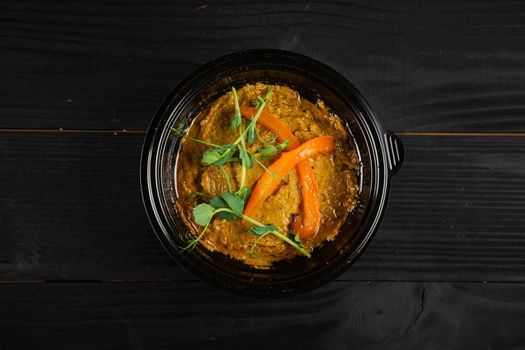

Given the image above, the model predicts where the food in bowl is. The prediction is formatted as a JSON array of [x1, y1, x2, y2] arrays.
[[174, 82, 360, 267], [142, 49, 404, 297]]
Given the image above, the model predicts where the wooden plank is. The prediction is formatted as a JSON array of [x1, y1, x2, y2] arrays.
[[1, 1, 525, 131], [2, 132, 525, 282], [352, 135, 525, 281], [1, 281, 525, 349], [0, 132, 189, 281]]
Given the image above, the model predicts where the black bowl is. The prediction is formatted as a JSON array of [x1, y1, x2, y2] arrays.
[[141, 49, 403, 298]]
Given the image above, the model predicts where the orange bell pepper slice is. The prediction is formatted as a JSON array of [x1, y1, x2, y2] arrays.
[[240, 107, 301, 148], [240, 106, 327, 238], [292, 159, 320, 237], [241, 134, 335, 235]]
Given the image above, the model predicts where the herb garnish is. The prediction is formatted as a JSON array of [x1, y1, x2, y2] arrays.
[[183, 191, 310, 257], [174, 86, 310, 258]]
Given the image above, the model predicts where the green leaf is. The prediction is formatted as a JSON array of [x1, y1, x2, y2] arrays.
[[250, 225, 278, 236], [221, 192, 244, 215], [201, 144, 235, 166], [237, 186, 251, 205], [238, 144, 254, 169], [276, 139, 289, 151], [209, 197, 237, 221], [246, 120, 256, 145], [230, 87, 242, 131], [255, 145, 277, 159], [209, 196, 226, 209], [193, 203, 215, 226]]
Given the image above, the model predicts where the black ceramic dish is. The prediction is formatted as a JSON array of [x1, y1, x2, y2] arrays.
[[141, 49, 403, 298]]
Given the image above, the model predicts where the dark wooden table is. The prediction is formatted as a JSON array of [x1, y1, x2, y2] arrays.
[[2, 1, 525, 348]]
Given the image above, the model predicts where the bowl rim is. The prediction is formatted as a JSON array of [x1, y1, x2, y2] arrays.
[[140, 49, 401, 298]]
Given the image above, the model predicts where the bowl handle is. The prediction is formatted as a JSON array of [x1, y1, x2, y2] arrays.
[[383, 132, 404, 176]]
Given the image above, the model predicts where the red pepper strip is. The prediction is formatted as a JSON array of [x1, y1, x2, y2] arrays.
[[292, 159, 320, 237], [240, 106, 323, 238], [242, 135, 335, 233]]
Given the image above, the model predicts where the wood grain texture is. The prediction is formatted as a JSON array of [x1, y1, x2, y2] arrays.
[[2, 133, 525, 282], [2, 0, 525, 131], [0, 132, 188, 281], [2, 0, 524, 345], [1, 281, 525, 349], [357, 134, 525, 281]]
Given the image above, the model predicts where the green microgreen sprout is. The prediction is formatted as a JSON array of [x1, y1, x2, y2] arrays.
[[182, 191, 310, 257], [174, 86, 309, 258]]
